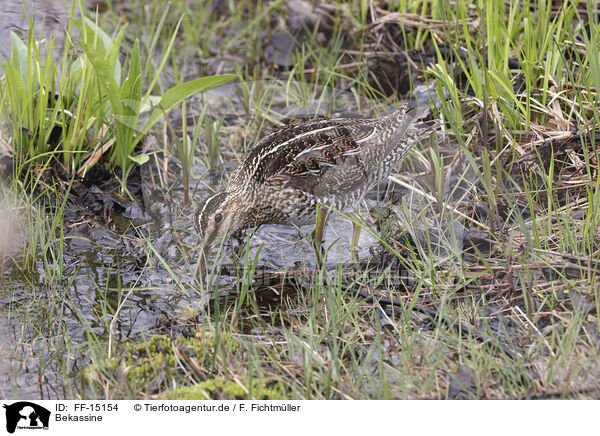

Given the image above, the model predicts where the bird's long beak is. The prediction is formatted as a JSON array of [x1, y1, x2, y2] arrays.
[[193, 247, 210, 277]]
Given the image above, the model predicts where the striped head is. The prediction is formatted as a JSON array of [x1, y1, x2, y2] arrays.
[[194, 191, 247, 263]]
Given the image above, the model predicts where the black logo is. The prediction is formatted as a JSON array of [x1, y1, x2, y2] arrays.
[[3, 402, 50, 434]]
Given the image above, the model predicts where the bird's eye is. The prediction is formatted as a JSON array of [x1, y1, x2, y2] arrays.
[[214, 213, 223, 223]]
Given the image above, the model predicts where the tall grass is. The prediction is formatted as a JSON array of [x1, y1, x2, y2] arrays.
[[3, 0, 600, 400], [85, 0, 600, 399], [1, 1, 234, 189]]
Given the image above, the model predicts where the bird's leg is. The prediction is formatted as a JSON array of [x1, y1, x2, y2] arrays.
[[351, 214, 361, 251], [351, 202, 372, 257], [312, 204, 328, 268], [312, 206, 327, 245]]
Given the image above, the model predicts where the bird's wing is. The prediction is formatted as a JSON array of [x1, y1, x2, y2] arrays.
[[251, 119, 377, 196]]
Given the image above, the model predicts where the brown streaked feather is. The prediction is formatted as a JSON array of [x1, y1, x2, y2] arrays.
[[244, 107, 419, 199], [234, 117, 375, 185], [228, 106, 426, 211]]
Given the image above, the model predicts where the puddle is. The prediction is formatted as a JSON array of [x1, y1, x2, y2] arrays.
[[0, 0, 70, 62], [0, 0, 454, 398]]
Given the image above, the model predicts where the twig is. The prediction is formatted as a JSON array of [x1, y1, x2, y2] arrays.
[[350, 287, 516, 359], [512, 305, 555, 357], [388, 175, 489, 231]]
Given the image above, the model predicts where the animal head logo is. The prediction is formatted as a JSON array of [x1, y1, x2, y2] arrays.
[[3, 402, 50, 434]]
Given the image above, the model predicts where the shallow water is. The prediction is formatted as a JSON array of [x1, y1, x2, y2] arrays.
[[0, 0, 71, 61], [0, 0, 446, 398]]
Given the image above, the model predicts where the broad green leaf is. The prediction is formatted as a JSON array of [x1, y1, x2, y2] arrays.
[[129, 153, 149, 165], [9, 32, 28, 81], [77, 16, 123, 85], [119, 40, 142, 135], [82, 16, 118, 53], [79, 40, 122, 119], [139, 96, 162, 113], [106, 26, 126, 86], [135, 74, 236, 147], [3, 62, 27, 120], [116, 40, 143, 170]]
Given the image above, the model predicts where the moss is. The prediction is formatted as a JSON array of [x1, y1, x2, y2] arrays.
[[162, 376, 285, 400], [85, 330, 245, 395], [122, 334, 178, 384]]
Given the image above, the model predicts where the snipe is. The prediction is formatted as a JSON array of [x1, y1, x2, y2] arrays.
[[195, 106, 431, 272]]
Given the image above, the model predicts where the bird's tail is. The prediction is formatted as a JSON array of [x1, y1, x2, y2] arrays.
[[382, 106, 421, 158]]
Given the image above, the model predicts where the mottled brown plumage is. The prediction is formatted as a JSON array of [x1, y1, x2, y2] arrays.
[[195, 106, 430, 266]]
